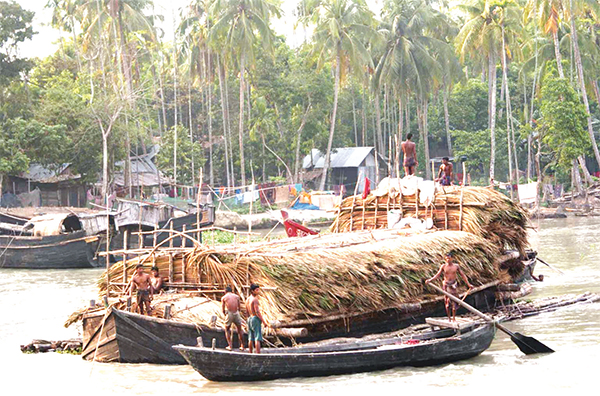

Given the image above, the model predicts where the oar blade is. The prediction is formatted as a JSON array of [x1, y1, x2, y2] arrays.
[[510, 333, 555, 355]]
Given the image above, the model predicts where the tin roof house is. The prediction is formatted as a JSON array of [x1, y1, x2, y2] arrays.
[[302, 147, 386, 193]]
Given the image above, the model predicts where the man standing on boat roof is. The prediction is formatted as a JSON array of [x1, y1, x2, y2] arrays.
[[426, 252, 472, 322], [401, 133, 418, 176], [246, 283, 268, 354], [128, 264, 153, 315], [222, 286, 245, 351]]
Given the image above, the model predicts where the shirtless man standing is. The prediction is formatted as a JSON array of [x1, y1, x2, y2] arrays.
[[129, 264, 153, 315], [245, 284, 268, 354], [401, 133, 418, 176], [435, 157, 453, 186], [426, 252, 472, 322], [221, 286, 245, 351]]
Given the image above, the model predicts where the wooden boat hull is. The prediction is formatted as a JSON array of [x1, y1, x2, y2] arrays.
[[81, 308, 203, 364], [80, 283, 503, 365], [0, 231, 98, 269], [174, 324, 496, 381]]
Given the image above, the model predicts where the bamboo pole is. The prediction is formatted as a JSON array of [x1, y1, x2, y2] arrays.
[[459, 162, 466, 231], [196, 168, 203, 244]]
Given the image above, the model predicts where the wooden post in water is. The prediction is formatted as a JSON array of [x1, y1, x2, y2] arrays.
[[169, 222, 174, 249]]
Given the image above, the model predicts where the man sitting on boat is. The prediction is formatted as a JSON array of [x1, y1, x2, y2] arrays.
[[426, 252, 472, 322], [221, 286, 245, 351], [128, 264, 154, 315], [246, 284, 268, 354], [150, 266, 163, 294]]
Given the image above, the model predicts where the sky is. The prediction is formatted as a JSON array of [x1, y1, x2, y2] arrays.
[[16, 0, 383, 60]]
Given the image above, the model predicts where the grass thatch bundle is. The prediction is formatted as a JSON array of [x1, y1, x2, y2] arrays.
[[330, 186, 530, 255], [98, 229, 507, 326]]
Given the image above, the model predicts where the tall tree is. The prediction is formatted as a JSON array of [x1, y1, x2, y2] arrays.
[[456, 0, 503, 181], [302, 0, 376, 190], [210, 0, 281, 186]]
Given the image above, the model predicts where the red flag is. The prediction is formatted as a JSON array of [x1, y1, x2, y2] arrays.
[[362, 178, 371, 199]]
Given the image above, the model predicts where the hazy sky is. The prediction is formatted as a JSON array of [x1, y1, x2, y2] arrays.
[[16, 0, 382, 59]]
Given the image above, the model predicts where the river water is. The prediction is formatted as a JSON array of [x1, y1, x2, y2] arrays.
[[1, 217, 599, 394]]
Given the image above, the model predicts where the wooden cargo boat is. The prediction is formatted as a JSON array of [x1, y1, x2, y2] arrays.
[[0, 231, 98, 269], [0, 212, 100, 269], [174, 323, 496, 381], [81, 281, 504, 364]]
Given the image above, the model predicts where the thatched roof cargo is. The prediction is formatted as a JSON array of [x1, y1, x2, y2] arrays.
[[99, 229, 510, 326], [330, 183, 530, 255]]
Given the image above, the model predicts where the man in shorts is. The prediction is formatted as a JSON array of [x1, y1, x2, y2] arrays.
[[436, 157, 453, 186], [128, 264, 153, 315], [401, 133, 418, 176], [426, 252, 472, 321], [245, 283, 268, 354], [221, 286, 245, 351]]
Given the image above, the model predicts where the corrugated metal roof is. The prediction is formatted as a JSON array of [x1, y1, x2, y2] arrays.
[[303, 147, 375, 169], [17, 163, 79, 183]]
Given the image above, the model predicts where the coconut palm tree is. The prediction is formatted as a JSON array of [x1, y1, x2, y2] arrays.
[[377, 0, 461, 177], [210, 0, 281, 186], [456, 0, 503, 181], [301, 0, 376, 190]]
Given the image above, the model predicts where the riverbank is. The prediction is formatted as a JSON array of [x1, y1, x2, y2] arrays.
[[214, 208, 335, 230]]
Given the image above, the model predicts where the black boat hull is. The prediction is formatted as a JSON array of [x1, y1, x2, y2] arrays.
[[174, 324, 496, 381], [0, 231, 97, 269]]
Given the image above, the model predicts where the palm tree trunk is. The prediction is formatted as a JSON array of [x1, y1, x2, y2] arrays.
[[223, 62, 235, 185], [352, 92, 358, 146], [238, 51, 247, 186], [422, 99, 431, 179], [294, 103, 311, 183], [374, 89, 383, 156], [217, 55, 231, 188], [173, 24, 178, 195], [570, 2, 600, 170], [553, 31, 565, 79], [362, 76, 367, 146], [205, 49, 214, 186], [442, 81, 452, 156], [320, 53, 341, 191], [489, 52, 498, 181]]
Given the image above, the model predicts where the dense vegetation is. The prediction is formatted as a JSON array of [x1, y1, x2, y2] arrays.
[[1, 0, 600, 198]]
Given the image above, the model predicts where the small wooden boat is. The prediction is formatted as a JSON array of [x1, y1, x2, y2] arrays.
[[174, 323, 496, 381]]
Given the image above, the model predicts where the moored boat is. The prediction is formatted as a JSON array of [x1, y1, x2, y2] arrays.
[[0, 213, 99, 269], [80, 281, 504, 364], [174, 322, 496, 381]]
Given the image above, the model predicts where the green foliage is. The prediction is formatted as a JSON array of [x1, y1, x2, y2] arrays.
[[0, 1, 35, 86], [538, 76, 590, 170]]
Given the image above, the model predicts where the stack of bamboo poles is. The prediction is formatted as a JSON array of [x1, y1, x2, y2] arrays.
[[330, 186, 530, 255], [97, 229, 507, 326]]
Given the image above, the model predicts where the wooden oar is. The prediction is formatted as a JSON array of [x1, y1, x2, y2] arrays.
[[427, 282, 554, 355], [536, 257, 565, 275]]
